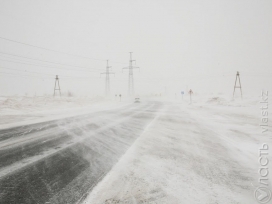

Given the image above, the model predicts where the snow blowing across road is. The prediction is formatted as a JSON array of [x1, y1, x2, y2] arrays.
[[0, 94, 271, 204], [83, 95, 272, 204]]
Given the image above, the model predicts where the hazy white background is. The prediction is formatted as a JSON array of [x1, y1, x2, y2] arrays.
[[0, 0, 271, 96]]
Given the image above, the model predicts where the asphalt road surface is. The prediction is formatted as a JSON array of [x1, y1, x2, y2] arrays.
[[0, 101, 163, 204]]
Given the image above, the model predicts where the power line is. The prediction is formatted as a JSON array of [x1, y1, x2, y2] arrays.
[[0, 51, 102, 71], [0, 71, 52, 79], [0, 67, 100, 79], [0, 36, 106, 62], [0, 58, 101, 72], [0, 36, 127, 64], [0, 66, 55, 77]]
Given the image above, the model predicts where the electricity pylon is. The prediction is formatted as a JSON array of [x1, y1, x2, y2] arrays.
[[53, 75, 61, 97], [233, 71, 242, 99], [122, 52, 139, 96], [101, 60, 115, 96]]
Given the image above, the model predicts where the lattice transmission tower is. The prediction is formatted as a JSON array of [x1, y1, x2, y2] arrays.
[[122, 52, 139, 96], [53, 75, 61, 97], [101, 60, 115, 96], [233, 71, 242, 99]]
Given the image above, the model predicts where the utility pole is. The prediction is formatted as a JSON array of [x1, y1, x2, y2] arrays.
[[101, 60, 115, 97], [233, 71, 242, 99], [122, 52, 139, 96], [53, 75, 61, 97]]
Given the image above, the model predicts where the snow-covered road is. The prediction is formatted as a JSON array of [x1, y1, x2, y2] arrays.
[[83, 99, 271, 204], [0, 98, 270, 204], [0, 101, 163, 203]]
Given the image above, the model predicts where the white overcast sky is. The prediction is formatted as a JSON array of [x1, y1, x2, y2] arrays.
[[0, 0, 271, 96]]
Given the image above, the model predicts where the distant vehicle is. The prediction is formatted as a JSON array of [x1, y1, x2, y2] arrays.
[[134, 97, 140, 103]]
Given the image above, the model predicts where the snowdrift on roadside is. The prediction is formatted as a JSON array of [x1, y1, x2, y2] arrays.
[[0, 95, 105, 113]]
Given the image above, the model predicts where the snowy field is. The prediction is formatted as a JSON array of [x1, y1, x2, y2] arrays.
[[1, 0, 271, 203], [83, 94, 272, 204], [0, 94, 271, 204], [0, 95, 124, 129]]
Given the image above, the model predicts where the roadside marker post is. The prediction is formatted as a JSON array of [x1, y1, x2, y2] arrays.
[[181, 91, 184, 100], [188, 89, 193, 103]]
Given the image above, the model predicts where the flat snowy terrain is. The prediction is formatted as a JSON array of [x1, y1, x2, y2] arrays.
[[0, 95, 271, 203], [0, 96, 123, 129], [83, 95, 272, 204]]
